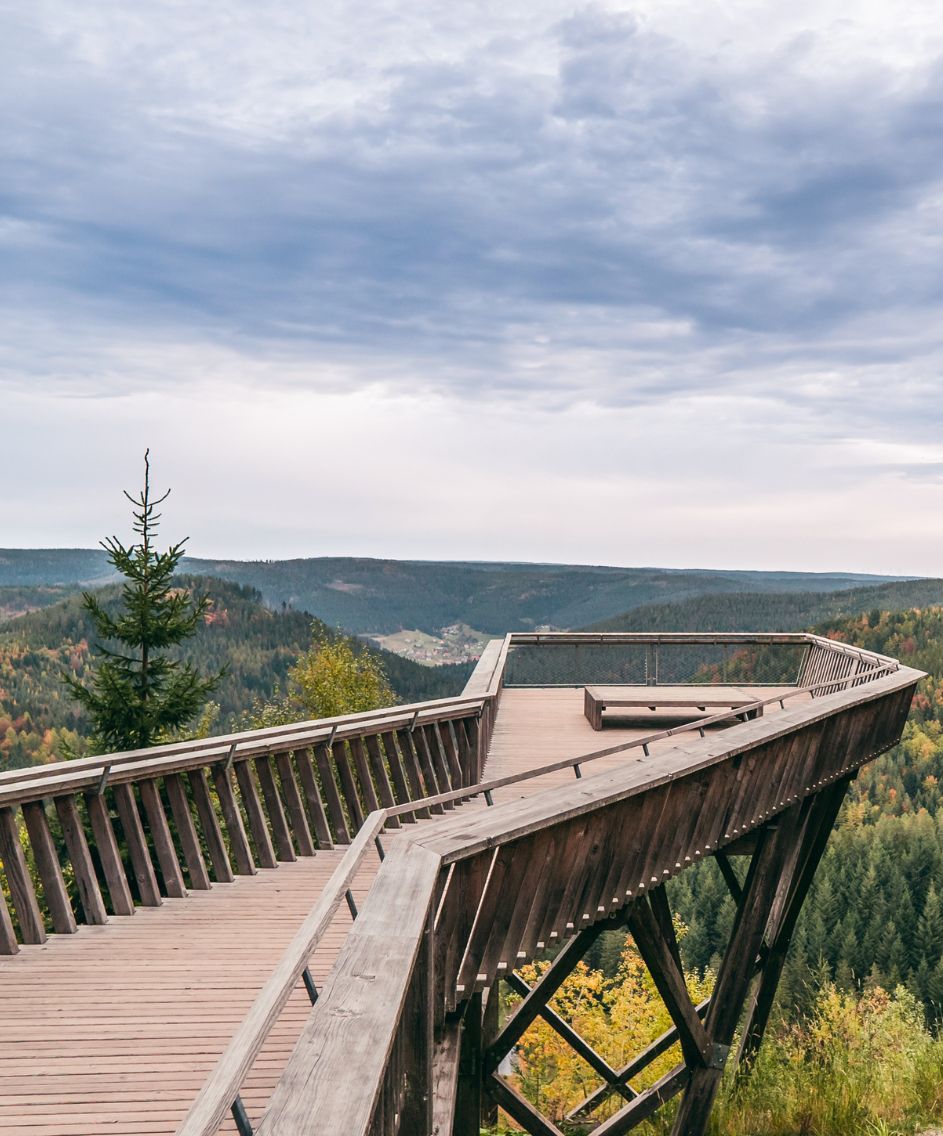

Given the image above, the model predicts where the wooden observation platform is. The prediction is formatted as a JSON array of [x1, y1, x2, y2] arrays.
[[0, 633, 922, 1136]]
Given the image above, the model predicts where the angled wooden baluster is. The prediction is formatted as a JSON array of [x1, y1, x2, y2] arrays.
[[0, 806, 45, 944], [54, 795, 108, 924], [138, 780, 187, 898], [84, 792, 135, 915]]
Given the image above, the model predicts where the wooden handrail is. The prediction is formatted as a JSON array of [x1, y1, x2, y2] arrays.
[[0, 698, 488, 805], [0, 633, 890, 804], [250, 661, 924, 1136], [176, 812, 390, 1136], [175, 653, 909, 1135]]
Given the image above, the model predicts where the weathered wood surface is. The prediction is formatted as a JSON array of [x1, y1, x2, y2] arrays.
[[0, 638, 918, 1136], [179, 817, 388, 1136], [583, 684, 767, 730], [255, 843, 441, 1136], [251, 668, 917, 1136], [0, 850, 382, 1136], [0, 685, 755, 1133]]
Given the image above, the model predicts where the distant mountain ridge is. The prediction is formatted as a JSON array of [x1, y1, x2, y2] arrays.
[[0, 550, 912, 635]]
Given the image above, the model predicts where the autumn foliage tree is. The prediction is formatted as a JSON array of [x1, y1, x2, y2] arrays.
[[63, 451, 223, 752], [248, 627, 393, 727]]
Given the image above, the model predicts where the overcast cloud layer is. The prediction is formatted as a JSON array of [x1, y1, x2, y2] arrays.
[[4, 1, 943, 574]]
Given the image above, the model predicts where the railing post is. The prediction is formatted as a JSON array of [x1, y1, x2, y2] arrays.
[[400, 905, 435, 1135], [647, 642, 658, 686]]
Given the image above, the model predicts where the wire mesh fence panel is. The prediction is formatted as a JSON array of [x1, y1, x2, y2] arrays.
[[656, 642, 808, 686], [718, 642, 808, 685], [504, 643, 649, 686], [504, 640, 810, 688]]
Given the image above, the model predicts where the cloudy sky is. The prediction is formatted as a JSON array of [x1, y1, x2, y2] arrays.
[[4, 1, 943, 574]]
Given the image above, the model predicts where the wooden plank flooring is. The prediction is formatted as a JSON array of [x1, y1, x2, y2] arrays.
[[0, 849, 384, 1135], [0, 687, 794, 1134], [484, 686, 795, 801]]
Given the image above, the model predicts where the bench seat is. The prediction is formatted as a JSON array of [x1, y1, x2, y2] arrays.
[[583, 684, 764, 730]]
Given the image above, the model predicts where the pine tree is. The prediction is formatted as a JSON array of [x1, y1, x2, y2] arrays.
[[64, 451, 223, 752]]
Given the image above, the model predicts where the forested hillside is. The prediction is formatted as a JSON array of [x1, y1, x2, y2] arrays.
[[0, 576, 471, 770], [586, 577, 943, 633], [0, 549, 904, 635], [0, 585, 79, 621]]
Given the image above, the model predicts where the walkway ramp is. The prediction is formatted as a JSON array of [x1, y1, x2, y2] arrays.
[[0, 633, 920, 1136]]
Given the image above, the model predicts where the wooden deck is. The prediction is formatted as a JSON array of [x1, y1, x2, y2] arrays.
[[0, 687, 794, 1135], [484, 686, 795, 798], [0, 849, 384, 1135]]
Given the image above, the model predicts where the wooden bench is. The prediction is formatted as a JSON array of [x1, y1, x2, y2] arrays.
[[583, 685, 764, 730]]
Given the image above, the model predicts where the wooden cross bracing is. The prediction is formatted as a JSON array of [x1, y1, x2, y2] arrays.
[[468, 779, 855, 1136]]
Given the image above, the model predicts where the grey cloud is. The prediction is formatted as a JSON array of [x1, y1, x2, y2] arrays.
[[3, 0, 943, 437]]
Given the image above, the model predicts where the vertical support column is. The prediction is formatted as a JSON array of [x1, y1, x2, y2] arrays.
[[671, 803, 807, 1136], [736, 777, 852, 1070], [455, 994, 484, 1136], [481, 980, 500, 1129], [400, 906, 435, 1134]]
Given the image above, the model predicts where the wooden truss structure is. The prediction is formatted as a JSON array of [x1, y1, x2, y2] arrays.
[[0, 633, 921, 1136], [473, 775, 851, 1136]]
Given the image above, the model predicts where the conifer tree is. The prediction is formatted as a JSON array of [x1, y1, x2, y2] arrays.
[[64, 451, 223, 752]]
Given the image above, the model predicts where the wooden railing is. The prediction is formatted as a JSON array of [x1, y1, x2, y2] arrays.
[[172, 635, 912, 1136], [0, 689, 503, 955], [0, 631, 913, 1135], [247, 658, 920, 1136]]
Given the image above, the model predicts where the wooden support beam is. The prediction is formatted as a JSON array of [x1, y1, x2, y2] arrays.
[[294, 747, 335, 847], [487, 1073, 565, 1136], [715, 851, 743, 904], [138, 780, 187, 898], [364, 735, 399, 827], [453, 996, 483, 1136], [432, 1014, 465, 1136], [736, 777, 851, 1070], [211, 765, 256, 875], [671, 804, 807, 1136], [628, 897, 712, 1068], [398, 906, 435, 1135], [380, 730, 415, 817], [0, 881, 17, 953], [347, 738, 380, 817], [592, 1064, 690, 1136], [54, 794, 108, 924], [0, 807, 45, 943], [164, 773, 211, 890], [313, 742, 351, 843], [394, 728, 431, 818], [85, 792, 135, 915], [440, 721, 465, 788], [113, 783, 162, 906], [568, 998, 709, 1122], [255, 757, 296, 862], [234, 761, 277, 868], [275, 752, 316, 856], [22, 800, 77, 934], [649, 884, 684, 976], [333, 741, 366, 830], [187, 768, 234, 883], [481, 982, 499, 1129], [504, 971, 636, 1103], [486, 923, 603, 1066]]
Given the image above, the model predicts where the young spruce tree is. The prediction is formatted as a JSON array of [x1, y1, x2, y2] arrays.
[[65, 451, 223, 752]]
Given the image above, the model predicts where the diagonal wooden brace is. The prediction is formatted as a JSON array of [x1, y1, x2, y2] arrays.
[[627, 896, 713, 1067]]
